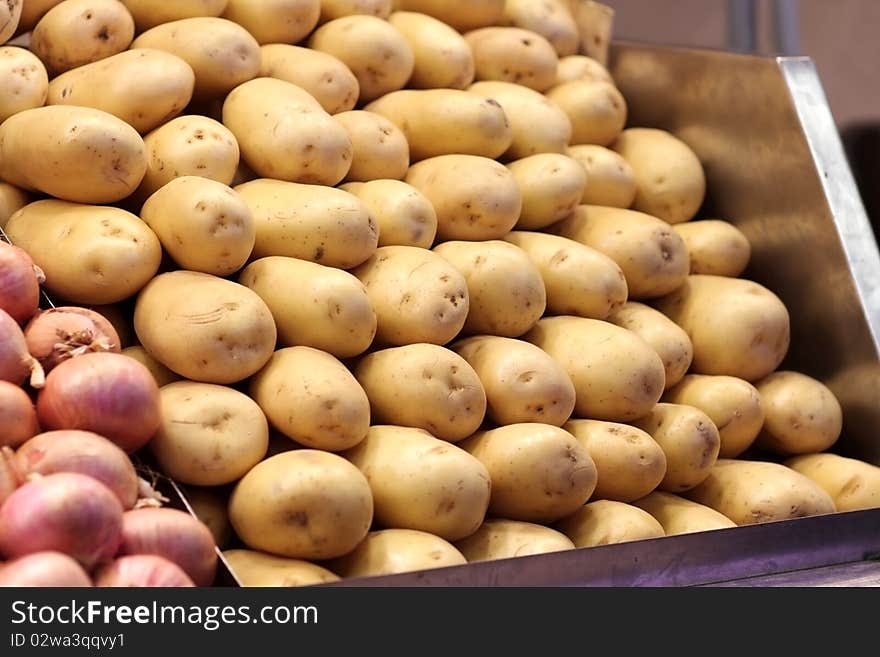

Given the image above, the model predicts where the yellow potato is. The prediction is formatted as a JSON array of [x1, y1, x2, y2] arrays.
[[31, 0, 133, 74], [556, 500, 665, 547], [0, 46, 48, 123], [685, 458, 836, 525], [118, 0, 227, 32], [564, 419, 667, 503], [524, 316, 665, 421], [567, 144, 636, 208], [654, 275, 791, 381], [221, 0, 319, 45], [250, 347, 370, 452], [350, 246, 469, 346], [239, 257, 376, 358], [673, 219, 752, 277], [502, 0, 578, 57], [121, 346, 181, 387], [151, 381, 269, 486], [5, 200, 160, 304], [331, 529, 466, 578], [334, 110, 409, 183], [319, 0, 391, 23], [229, 450, 374, 559], [133, 271, 276, 384], [433, 240, 546, 337], [235, 178, 377, 268], [344, 425, 491, 541], [632, 491, 736, 535], [663, 375, 764, 458], [546, 80, 626, 146], [308, 15, 413, 104], [393, 0, 503, 32], [340, 179, 437, 248], [365, 89, 513, 161], [785, 453, 880, 512], [507, 154, 586, 230], [504, 231, 627, 320], [184, 486, 232, 549], [551, 205, 690, 299], [460, 423, 597, 523], [388, 11, 474, 90], [565, 0, 613, 65], [406, 155, 522, 241], [0, 106, 147, 204], [259, 44, 358, 115], [0, 183, 29, 229], [131, 17, 260, 99], [452, 335, 575, 427], [140, 176, 254, 276], [465, 27, 558, 92], [16, 0, 58, 35], [224, 550, 340, 587], [454, 519, 574, 562], [554, 55, 613, 86]]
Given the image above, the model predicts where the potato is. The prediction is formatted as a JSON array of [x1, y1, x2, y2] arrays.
[[344, 425, 491, 541], [454, 520, 574, 562], [150, 381, 268, 486], [433, 240, 546, 337], [319, 0, 391, 23], [503, 231, 627, 320], [184, 486, 232, 548], [606, 302, 693, 390], [556, 500, 665, 547], [460, 423, 597, 523], [365, 89, 513, 161], [221, 0, 319, 45], [567, 145, 636, 208], [250, 347, 370, 452], [308, 16, 413, 104], [524, 316, 665, 421], [16, 0, 57, 35], [340, 180, 437, 248], [331, 529, 466, 578], [406, 155, 521, 241], [685, 458, 836, 525], [131, 17, 259, 99], [122, 346, 181, 387], [565, 0, 613, 65], [564, 419, 666, 502], [0, 183, 28, 229], [334, 111, 409, 183], [663, 375, 764, 458], [452, 336, 575, 427], [224, 550, 340, 587], [31, 0, 133, 74], [47, 49, 194, 134], [6, 200, 160, 304], [653, 275, 791, 381], [546, 80, 626, 146], [118, 0, 227, 32], [632, 491, 736, 535], [673, 219, 751, 277], [468, 81, 572, 159], [393, 0, 503, 31], [223, 78, 353, 186], [239, 257, 376, 358], [554, 55, 613, 86], [551, 205, 690, 299], [785, 453, 880, 512], [0, 106, 147, 204], [140, 176, 254, 276], [351, 246, 469, 346], [259, 44, 358, 115], [464, 27, 558, 92], [502, 0, 578, 57], [388, 11, 474, 90], [755, 371, 843, 456], [133, 270, 276, 384], [507, 154, 586, 230], [229, 450, 374, 559], [235, 178, 377, 268], [0, 46, 47, 123]]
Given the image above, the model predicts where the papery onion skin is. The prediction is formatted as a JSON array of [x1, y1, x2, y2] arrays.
[[0, 551, 92, 587], [93, 555, 195, 588], [0, 242, 42, 325], [0, 381, 39, 448], [0, 447, 21, 505], [0, 309, 42, 387], [25, 307, 122, 373]]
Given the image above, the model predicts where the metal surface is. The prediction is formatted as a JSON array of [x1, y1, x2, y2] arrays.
[[707, 559, 880, 587]]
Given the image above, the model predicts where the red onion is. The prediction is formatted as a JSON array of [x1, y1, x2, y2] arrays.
[[89, 304, 135, 349], [25, 307, 121, 373], [0, 447, 21, 505], [118, 508, 218, 586], [0, 309, 43, 387], [0, 241, 44, 325], [35, 352, 161, 453], [93, 555, 195, 587], [0, 551, 92, 587], [15, 430, 138, 509], [0, 380, 39, 448], [0, 472, 123, 569]]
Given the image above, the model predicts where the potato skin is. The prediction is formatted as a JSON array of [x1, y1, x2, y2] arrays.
[[502, 0, 578, 57], [0, 183, 28, 230], [785, 453, 880, 512], [118, 0, 228, 32], [546, 80, 626, 146], [340, 180, 437, 248], [0, 47, 48, 123], [507, 154, 586, 230], [465, 27, 558, 92], [554, 55, 613, 86], [318, 0, 391, 23], [223, 549, 340, 587], [221, 0, 320, 45], [393, 0, 503, 32], [389, 11, 474, 90], [454, 520, 574, 562], [632, 491, 736, 535], [331, 529, 466, 577], [673, 220, 751, 277], [333, 111, 410, 183], [556, 500, 665, 547], [259, 44, 358, 115], [3, 0, 24, 40], [567, 145, 636, 208], [122, 346, 180, 387]]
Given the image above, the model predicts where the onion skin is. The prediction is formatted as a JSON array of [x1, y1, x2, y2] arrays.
[[0, 447, 21, 505], [0, 309, 43, 387], [0, 472, 123, 569], [118, 508, 218, 586], [0, 551, 92, 587], [0, 242, 42, 325], [35, 352, 161, 453], [25, 307, 122, 373], [93, 555, 195, 587], [0, 381, 39, 448], [15, 430, 139, 509]]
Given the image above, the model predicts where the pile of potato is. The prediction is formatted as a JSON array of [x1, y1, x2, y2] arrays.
[[2, 0, 880, 587]]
